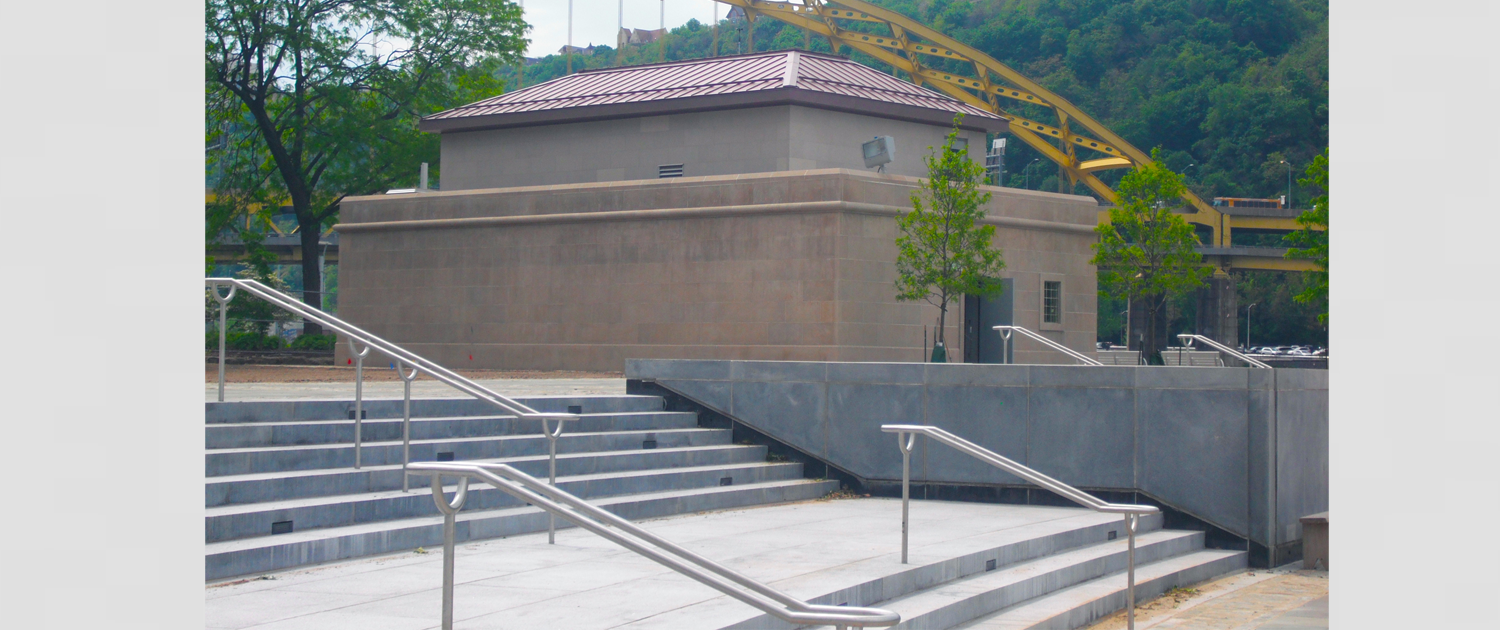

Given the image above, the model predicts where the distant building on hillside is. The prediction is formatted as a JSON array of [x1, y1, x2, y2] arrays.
[[726, 7, 746, 21], [618, 27, 666, 47], [557, 44, 597, 55]]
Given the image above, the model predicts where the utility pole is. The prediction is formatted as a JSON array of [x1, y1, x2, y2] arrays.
[[659, 0, 666, 62], [567, 0, 573, 74], [712, 1, 718, 57]]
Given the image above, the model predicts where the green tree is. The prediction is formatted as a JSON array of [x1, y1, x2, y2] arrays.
[[1286, 147, 1328, 324], [1092, 150, 1213, 364], [896, 116, 1007, 360], [206, 0, 527, 334]]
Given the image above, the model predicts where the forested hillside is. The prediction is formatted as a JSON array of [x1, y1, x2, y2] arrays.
[[504, 0, 1327, 206]]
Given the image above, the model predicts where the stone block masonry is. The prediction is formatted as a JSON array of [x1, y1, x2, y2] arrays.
[[336, 169, 1101, 371]]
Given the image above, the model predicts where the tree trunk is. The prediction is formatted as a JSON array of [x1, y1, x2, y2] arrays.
[[936, 294, 949, 346], [297, 218, 325, 336], [1141, 294, 1167, 365]]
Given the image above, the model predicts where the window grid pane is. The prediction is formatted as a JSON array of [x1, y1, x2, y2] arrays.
[[1043, 281, 1062, 324]]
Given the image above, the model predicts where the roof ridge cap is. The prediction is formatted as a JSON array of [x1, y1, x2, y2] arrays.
[[782, 50, 801, 88]]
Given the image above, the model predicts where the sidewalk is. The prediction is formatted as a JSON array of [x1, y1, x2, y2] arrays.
[[1087, 563, 1328, 629], [205, 364, 626, 401]]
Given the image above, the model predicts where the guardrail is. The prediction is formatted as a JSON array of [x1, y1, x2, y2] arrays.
[[881, 424, 1158, 630], [1176, 333, 1272, 369], [205, 279, 578, 531], [408, 461, 901, 630], [993, 325, 1104, 366]]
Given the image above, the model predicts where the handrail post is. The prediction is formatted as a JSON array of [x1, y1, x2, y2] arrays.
[[543, 417, 565, 544], [897, 431, 916, 564], [1126, 512, 1138, 630], [398, 360, 419, 491], [349, 340, 371, 469], [210, 284, 236, 402], [428, 474, 469, 630]]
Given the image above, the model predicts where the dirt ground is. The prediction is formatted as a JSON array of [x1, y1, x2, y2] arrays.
[[206, 364, 623, 383], [1086, 567, 1328, 629]]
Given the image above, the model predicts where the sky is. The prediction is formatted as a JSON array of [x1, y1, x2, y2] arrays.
[[520, 0, 729, 57]]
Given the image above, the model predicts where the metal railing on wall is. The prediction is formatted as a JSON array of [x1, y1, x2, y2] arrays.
[[1176, 334, 1272, 369], [993, 325, 1104, 366], [881, 424, 1158, 630]]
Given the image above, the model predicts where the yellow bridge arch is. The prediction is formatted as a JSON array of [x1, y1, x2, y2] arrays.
[[718, 0, 1318, 270]]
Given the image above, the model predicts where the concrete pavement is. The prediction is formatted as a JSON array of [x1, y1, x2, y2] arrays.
[[206, 378, 626, 402], [206, 498, 1127, 629]]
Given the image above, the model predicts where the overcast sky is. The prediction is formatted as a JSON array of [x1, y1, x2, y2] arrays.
[[521, 0, 727, 57]]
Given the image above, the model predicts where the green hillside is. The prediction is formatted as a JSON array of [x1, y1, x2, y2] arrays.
[[504, 0, 1327, 206]]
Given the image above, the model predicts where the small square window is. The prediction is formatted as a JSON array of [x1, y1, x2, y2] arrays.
[[1043, 281, 1063, 324]]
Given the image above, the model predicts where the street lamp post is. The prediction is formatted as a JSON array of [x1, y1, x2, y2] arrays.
[[1024, 159, 1041, 190], [1246, 303, 1258, 350], [1279, 160, 1292, 208]]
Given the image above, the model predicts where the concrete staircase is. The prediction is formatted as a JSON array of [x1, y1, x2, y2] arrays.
[[705, 511, 1245, 630], [204, 394, 838, 581]]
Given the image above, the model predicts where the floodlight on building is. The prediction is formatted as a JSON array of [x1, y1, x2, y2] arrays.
[[985, 138, 1006, 185], [862, 136, 895, 172]]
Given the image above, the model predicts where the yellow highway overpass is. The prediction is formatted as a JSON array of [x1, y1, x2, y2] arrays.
[[1099, 204, 1322, 272]]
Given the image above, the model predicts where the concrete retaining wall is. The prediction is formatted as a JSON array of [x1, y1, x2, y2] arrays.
[[625, 359, 1327, 565]]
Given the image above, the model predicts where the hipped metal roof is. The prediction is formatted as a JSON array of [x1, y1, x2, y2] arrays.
[[420, 50, 1007, 133]]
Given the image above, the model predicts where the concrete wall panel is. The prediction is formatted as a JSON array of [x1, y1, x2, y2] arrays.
[[633, 359, 1328, 555]]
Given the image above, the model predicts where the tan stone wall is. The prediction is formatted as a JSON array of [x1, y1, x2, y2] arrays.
[[337, 169, 1098, 371]]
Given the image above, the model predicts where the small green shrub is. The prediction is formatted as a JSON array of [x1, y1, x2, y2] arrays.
[[290, 333, 337, 351], [225, 330, 285, 350]]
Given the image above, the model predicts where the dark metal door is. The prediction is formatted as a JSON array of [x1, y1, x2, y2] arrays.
[[963, 279, 1014, 363]]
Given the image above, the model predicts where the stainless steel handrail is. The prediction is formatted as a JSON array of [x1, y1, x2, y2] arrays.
[[881, 424, 1158, 630], [1176, 334, 1273, 369], [409, 461, 901, 630], [205, 278, 579, 505], [993, 325, 1104, 366]]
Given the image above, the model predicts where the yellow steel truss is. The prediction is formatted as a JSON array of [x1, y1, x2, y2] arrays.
[[718, 0, 1257, 247]]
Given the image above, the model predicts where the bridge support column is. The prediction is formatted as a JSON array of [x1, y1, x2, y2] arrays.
[[1195, 269, 1239, 349]]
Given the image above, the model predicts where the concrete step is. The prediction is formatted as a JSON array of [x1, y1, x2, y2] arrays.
[[205, 477, 840, 581], [951, 549, 1249, 630], [874, 531, 1204, 630], [206, 395, 664, 424], [207, 444, 769, 507], [206, 427, 731, 476], [602, 506, 1164, 630], [205, 410, 700, 449], [706, 512, 1167, 630], [206, 461, 806, 542]]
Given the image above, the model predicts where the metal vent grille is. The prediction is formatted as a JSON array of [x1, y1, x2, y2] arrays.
[[658, 164, 684, 178]]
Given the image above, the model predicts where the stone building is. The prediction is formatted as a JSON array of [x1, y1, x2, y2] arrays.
[[335, 50, 1101, 371]]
